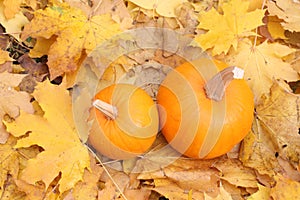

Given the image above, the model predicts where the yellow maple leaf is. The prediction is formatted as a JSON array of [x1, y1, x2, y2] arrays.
[[267, 0, 300, 32], [4, 80, 90, 193], [194, 0, 265, 55], [222, 39, 299, 100], [21, 3, 121, 80]]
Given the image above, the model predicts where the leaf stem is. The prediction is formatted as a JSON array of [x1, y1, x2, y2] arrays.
[[204, 66, 244, 101], [93, 99, 118, 120]]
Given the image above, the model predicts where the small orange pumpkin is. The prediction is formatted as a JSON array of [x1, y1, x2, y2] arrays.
[[88, 84, 159, 160], [157, 58, 254, 159]]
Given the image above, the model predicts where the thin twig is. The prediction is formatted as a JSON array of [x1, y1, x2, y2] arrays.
[[85, 144, 129, 200]]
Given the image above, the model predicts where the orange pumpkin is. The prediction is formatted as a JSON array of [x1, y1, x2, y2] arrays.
[[88, 84, 159, 160], [157, 58, 254, 159]]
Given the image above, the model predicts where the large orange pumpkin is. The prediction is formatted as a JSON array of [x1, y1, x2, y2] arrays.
[[88, 84, 159, 160], [156, 58, 254, 159]]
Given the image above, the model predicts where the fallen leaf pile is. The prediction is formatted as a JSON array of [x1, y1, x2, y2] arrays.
[[0, 0, 300, 199]]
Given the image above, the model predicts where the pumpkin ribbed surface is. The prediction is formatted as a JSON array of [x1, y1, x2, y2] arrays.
[[157, 59, 254, 159], [88, 84, 159, 160]]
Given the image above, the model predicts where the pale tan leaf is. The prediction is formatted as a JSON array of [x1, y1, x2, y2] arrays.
[[0, 72, 34, 143]]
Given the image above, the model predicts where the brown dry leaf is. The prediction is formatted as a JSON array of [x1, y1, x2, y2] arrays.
[[18, 54, 49, 82], [267, 0, 300, 32], [21, 2, 121, 80], [153, 50, 187, 69], [0, 137, 20, 198], [222, 39, 299, 101], [4, 80, 90, 194], [270, 174, 300, 200], [0, 72, 34, 143], [212, 159, 258, 188]]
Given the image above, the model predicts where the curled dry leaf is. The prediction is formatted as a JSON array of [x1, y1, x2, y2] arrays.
[[138, 158, 221, 198], [212, 159, 258, 188], [4, 80, 90, 193], [0, 72, 34, 143]]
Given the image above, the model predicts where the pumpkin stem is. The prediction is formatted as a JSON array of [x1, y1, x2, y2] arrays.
[[204, 66, 244, 101], [93, 99, 118, 120]]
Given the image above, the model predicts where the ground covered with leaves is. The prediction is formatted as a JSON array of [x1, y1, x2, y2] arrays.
[[0, 0, 300, 199]]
